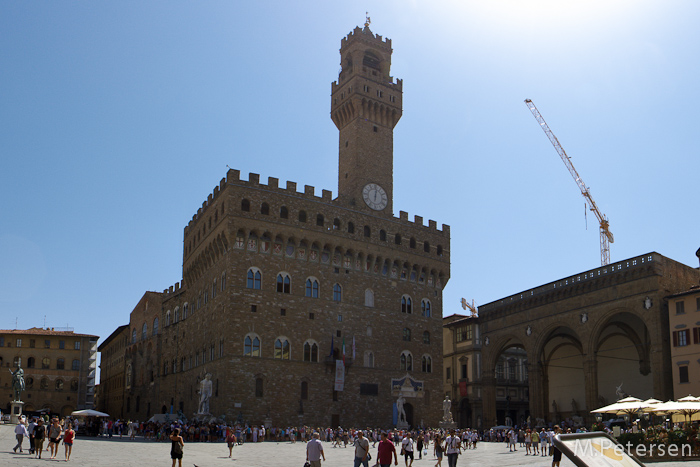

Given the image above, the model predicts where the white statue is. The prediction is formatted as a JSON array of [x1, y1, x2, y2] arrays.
[[442, 395, 453, 422], [198, 373, 213, 414], [396, 394, 406, 423], [615, 382, 625, 400]]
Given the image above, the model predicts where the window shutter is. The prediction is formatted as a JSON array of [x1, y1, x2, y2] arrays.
[[673, 331, 678, 347]]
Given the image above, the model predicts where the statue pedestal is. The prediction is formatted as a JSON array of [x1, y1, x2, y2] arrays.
[[10, 401, 24, 424], [439, 420, 457, 431], [396, 420, 409, 430]]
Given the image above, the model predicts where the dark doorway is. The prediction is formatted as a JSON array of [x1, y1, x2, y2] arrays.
[[331, 414, 340, 428], [161, 405, 167, 414], [405, 402, 414, 428], [459, 398, 471, 428]]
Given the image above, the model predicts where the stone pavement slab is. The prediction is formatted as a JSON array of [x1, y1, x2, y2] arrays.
[[3, 424, 700, 467]]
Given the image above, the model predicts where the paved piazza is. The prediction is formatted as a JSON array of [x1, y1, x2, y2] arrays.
[[2, 424, 700, 467]]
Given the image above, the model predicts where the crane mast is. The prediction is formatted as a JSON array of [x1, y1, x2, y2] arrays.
[[524, 99, 614, 266]]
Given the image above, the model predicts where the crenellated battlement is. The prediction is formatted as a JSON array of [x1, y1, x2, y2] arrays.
[[340, 26, 392, 51], [184, 168, 449, 239], [162, 281, 183, 297]]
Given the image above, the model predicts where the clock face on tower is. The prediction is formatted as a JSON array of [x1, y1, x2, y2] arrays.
[[362, 183, 388, 211]]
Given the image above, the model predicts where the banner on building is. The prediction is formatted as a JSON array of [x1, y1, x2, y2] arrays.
[[459, 381, 468, 397], [334, 359, 345, 391]]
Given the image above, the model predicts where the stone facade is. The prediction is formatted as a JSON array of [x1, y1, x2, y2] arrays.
[[97, 324, 130, 419], [479, 252, 700, 428], [100, 25, 451, 429], [667, 285, 700, 399], [0, 328, 98, 417]]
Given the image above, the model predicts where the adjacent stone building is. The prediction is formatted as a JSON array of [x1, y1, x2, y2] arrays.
[[100, 24, 450, 428], [667, 285, 700, 399], [1, 328, 98, 417], [479, 252, 700, 428]]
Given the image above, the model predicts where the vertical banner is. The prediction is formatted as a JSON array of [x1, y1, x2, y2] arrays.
[[352, 336, 356, 360], [334, 359, 345, 391], [459, 381, 468, 397], [342, 337, 346, 364]]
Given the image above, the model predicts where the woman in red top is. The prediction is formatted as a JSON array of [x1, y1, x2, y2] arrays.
[[377, 431, 398, 467], [63, 423, 75, 461]]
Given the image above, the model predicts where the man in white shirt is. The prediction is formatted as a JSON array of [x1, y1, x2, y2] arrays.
[[354, 430, 370, 467], [401, 432, 414, 467], [306, 431, 326, 467], [445, 429, 461, 467], [14, 420, 29, 453]]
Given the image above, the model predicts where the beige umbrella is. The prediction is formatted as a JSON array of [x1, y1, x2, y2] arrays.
[[677, 395, 700, 402], [653, 400, 700, 423], [591, 399, 648, 417]]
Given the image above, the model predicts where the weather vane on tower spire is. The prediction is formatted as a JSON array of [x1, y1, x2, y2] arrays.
[[365, 12, 371, 28]]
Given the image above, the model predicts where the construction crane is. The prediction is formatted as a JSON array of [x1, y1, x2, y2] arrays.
[[524, 99, 614, 266], [460, 298, 478, 317]]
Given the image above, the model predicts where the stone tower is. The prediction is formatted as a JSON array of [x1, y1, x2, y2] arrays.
[[331, 24, 403, 215]]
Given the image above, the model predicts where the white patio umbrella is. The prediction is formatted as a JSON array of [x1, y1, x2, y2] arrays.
[[677, 395, 700, 402], [71, 409, 110, 417], [591, 398, 648, 417]]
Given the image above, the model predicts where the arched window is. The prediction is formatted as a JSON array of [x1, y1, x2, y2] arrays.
[[212, 279, 217, 298], [280, 206, 288, 219], [421, 299, 431, 317], [400, 351, 413, 371], [255, 377, 264, 397], [153, 317, 159, 336], [364, 225, 371, 237], [364, 351, 374, 368], [70, 379, 78, 391], [424, 241, 430, 253], [276, 273, 291, 293], [27, 357, 35, 368], [422, 355, 433, 373], [423, 331, 431, 344], [131, 328, 136, 343], [274, 338, 290, 360], [301, 381, 309, 400], [305, 278, 319, 298], [244, 334, 261, 357], [142, 323, 147, 340], [333, 283, 342, 302], [403, 328, 411, 341], [174, 307, 180, 323], [39, 357, 48, 369], [316, 214, 324, 227], [163, 361, 168, 375], [299, 210, 307, 222], [364, 289, 374, 307], [165, 310, 171, 326], [57, 358, 65, 369], [410, 237, 416, 249], [347, 222, 355, 234], [261, 202, 270, 215], [183, 303, 189, 319], [40, 377, 49, 390], [247, 268, 262, 289], [241, 199, 250, 211], [401, 295, 413, 314], [379, 229, 386, 241], [333, 218, 341, 230], [303, 340, 319, 362], [56, 379, 64, 390], [72, 359, 80, 371], [437, 245, 443, 256], [395, 233, 401, 245]]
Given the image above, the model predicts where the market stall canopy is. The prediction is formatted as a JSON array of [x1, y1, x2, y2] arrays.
[[71, 409, 110, 417]]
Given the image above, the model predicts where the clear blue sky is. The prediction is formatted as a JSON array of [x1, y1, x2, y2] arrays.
[[2, 1, 699, 349]]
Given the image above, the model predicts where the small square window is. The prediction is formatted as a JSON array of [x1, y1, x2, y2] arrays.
[[280, 308, 286, 316], [29, 339, 35, 348], [680, 366, 689, 383], [338, 315, 342, 322], [336, 330, 342, 337], [45, 340, 50, 348], [309, 313, 315, 320], [677, 302, 686, 314], [59, 340, 65, 349], [251, 305, 257, 313], [373, 126, 378, 133]]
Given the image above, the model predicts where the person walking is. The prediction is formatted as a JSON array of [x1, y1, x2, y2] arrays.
[[48, 417, 63, 459], [63, 422, 75, 461], [353, 430, 370, 467], [27, 417, 37, 455], [445, 429, 460, 467], [416, 432, 424, 459], [306, 431, 326, 467], [433, 434, 444, 467], [531, 428, 539, 455], [551, 426, 563, 467], [401, 432, 415, 467], [34, 418, 46, 458], [13, 420, 29, 453], [170, 428, 184, 467], [377, 431, 398, 467]]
